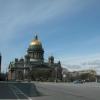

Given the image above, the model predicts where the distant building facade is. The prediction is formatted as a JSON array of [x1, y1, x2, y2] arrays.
[[62, 69, 96, 82], [8, 35, 62, 81]]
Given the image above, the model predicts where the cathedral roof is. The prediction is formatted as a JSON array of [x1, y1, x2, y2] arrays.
[[28, 34, 43, 50], [30, 35, 42, 46]]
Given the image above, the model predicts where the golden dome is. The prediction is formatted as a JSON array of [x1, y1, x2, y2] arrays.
[[30, 35, 42, 46], [30, 39, 41, 46]]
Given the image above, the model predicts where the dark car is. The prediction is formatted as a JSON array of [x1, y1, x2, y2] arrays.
[[73, 80, 84, 84]]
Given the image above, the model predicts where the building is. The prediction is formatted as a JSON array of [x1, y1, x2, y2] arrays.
[[0, 53, 1, 73], [8, 35, 62, 81], [62, 69, 96, 82]]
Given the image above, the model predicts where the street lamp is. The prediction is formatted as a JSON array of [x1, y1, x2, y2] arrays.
[[63, 74, 66, 82], [55, 67, 58, 82]]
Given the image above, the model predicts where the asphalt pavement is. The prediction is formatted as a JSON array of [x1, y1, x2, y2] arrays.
[[0, 82, 40, 100], [33, 82, 100, 100], [0, 82, 100, 100], [0, 83, 18, 99], [0, 82, 31, 99]]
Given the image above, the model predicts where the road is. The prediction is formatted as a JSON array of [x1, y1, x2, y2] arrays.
[[33, 82, 100, 100], [0, 82, 40, 100], [0, 82, 18, 99], [0, 82, 100, 100], [0, 82, 33, 99]]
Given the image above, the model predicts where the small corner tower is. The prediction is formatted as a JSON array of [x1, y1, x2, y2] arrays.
[[48, 56, 54, 64]]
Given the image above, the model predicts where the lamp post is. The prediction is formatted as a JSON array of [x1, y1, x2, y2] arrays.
[[63, 74, 66, 82], [28, 66, 32, 82], [55, 67, 58, 83]]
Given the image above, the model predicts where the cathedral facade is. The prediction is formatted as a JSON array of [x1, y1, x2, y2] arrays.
[[8, 35, 62, 81]]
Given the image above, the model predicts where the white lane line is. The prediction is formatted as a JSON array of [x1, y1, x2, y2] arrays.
[[9, 85, 20, 100], [12, 85, 32, 100], [9, 84, 32, 100]]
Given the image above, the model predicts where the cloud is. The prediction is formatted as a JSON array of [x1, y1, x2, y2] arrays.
[[0, 0, 95, 43], [60, 54, 100, 74]]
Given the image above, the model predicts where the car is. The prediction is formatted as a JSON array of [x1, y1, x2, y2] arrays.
[[73, 80, 84, 84], [97, 80, 100, 83]]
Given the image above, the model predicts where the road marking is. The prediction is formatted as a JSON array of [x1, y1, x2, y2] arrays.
[[9, 84, 32, 100], [9, 85, 20, 100]]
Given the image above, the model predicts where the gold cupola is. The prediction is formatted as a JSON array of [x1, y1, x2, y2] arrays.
[[27, 34, 44, 61], [30, 35, 42, 46]]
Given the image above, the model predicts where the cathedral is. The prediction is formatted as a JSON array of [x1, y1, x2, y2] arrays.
[[8, 35, 62, 81]]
